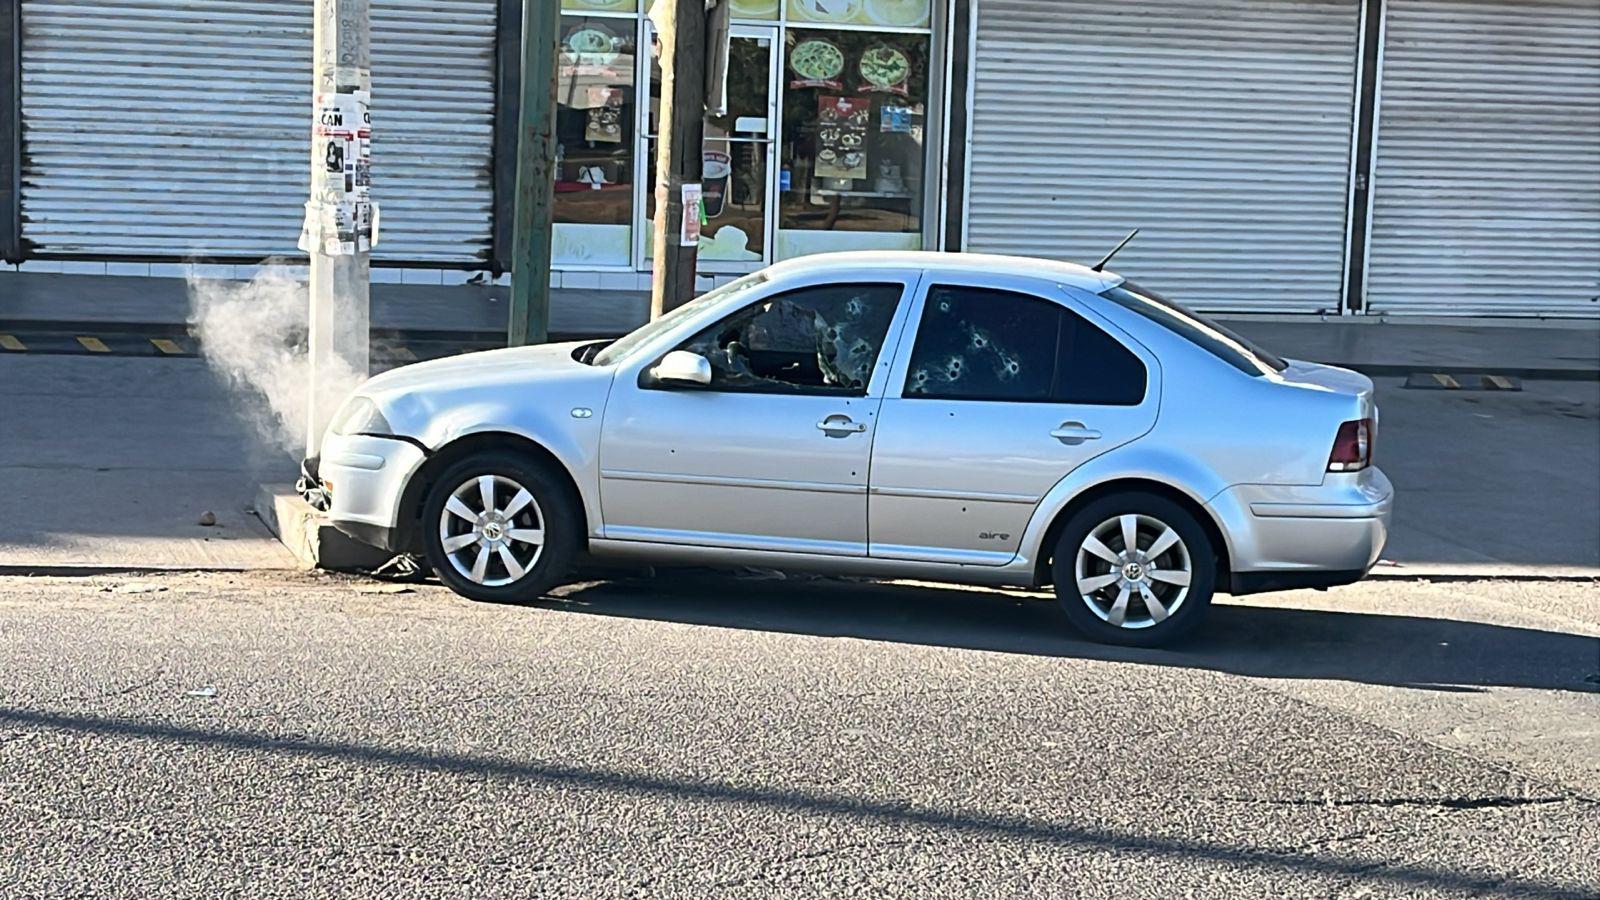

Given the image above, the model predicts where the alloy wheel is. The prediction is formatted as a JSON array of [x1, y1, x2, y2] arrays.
[[1073, 514, 1193, 629], [437, 474, 546, 587]]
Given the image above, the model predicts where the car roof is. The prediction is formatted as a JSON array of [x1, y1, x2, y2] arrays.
[[765, 251, 1126, 294]]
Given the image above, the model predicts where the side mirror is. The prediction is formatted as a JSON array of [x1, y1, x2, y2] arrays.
[[650, 350, 713, 388]]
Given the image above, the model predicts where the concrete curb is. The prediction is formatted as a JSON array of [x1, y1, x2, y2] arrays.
[[252, 484, 393, 571]]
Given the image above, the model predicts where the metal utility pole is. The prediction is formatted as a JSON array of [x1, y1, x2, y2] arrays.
[[302, 0, 374, 457], [507, 0, 560, 347], [649, 0, 708, 319]]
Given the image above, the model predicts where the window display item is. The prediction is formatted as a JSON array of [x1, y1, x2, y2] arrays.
[[859, 46, 911, 95], [563, 22, 621, 66], [789, 38, 844, 88], [815, 96, 869, 179], [585, 103, 623, 143]]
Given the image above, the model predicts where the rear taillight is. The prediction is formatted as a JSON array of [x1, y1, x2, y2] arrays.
[[1328, 418, 1374, 472]]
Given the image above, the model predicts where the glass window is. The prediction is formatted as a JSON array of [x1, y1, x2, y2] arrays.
[[906, 286, 1060, 401], [646, 34, 774, 262], [727, 0, 780, 19], [905, 286, 1147, 405], [675, 283, 903, 394], [592, 273, 768, 367], [1057, 313, 1147, 406], [779, 29, 928, 241], [554, 16, 636, 229], [1100, 279, 1288, 375], [787, 0, 931, 28], [563, 0, 638, 11]]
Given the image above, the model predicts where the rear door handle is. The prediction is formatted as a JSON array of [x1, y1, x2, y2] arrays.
[[1050, 422, 1102, 444], [817, 415, 867, 435]]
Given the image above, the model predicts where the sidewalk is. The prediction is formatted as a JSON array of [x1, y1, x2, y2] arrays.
[[3, 271, 1598, 378]]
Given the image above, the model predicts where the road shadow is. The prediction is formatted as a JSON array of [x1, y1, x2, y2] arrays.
[[0, 705, 1590, 900], [546, 573, 1600, 695]]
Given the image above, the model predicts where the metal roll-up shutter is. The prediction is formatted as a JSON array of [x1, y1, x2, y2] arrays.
[[965, 0, 1362, 313], [18, 0, 496, 264], [1366, 0, 1600, 316]]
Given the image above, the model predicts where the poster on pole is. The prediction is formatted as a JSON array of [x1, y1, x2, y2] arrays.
[[680, 183, 703, 247], [301, 87, 377, 255]]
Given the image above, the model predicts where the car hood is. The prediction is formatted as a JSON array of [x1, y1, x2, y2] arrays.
[[361, 341, 596, 397]]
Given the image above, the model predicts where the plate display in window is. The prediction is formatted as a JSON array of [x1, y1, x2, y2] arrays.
[[789, 0, 863, 23], [859, 46, 910, 91], [790, 39, 845, 83], [564, 24, 621, 66], [864, 0, 929, 26], [727, 0, 779, 17]]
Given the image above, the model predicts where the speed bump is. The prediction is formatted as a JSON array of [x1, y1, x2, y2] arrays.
[[1403, 373, 1522, 392]]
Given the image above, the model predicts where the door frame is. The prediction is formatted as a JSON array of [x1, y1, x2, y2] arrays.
[[632, 22, 783, 274]]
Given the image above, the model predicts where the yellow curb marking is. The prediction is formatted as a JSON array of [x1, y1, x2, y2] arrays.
[[1430, 373, 1460, 389], [1486, 375, 1515, 390], [150, 338, 185, 355], [0, 334, 25, 352], [76, 336, 110, 353]]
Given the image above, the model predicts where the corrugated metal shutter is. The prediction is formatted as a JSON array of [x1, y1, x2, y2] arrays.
[[1366, 0, 1600, 316], [18, 0, 496, 264], [965, 0, 1362, 313]]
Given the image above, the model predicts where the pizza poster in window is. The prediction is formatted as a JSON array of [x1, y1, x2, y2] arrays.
[[858, 45, 911, 96], [789, 38, 845, 89]]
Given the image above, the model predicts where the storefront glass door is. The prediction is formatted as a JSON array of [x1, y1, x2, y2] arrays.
[[641, 25, 781, 271]]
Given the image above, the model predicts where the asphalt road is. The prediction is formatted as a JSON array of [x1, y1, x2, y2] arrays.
[[2, 571, 1596, 898]]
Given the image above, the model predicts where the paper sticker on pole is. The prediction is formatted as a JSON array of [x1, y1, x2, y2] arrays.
[[680, 183, 703, 247]]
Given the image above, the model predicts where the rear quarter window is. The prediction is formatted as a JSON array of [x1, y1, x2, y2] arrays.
[[1100, 280, 1288, 376]]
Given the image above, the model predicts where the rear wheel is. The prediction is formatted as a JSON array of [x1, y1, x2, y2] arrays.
[[421, 451, 578, 603], [1051, 492, 1216, 647]]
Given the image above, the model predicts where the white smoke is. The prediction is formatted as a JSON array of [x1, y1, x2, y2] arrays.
[[186, 261, 365, 457]]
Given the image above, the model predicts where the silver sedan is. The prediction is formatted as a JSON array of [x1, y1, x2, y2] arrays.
[[316, 252, 1392, 646]]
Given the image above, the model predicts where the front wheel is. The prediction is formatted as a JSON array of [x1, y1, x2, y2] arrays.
[[1050, 493, 1216, 647], [421, 451, 579, 603]]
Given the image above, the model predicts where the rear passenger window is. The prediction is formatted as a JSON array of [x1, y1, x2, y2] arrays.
[[904, 285, 1145, 405]]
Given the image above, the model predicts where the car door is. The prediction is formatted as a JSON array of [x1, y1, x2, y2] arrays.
[[868, 275, 1161, 565], [598, 273, 919, 556]]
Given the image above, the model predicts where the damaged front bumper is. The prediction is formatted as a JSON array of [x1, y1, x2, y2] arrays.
[[308, 432, 430, 552]]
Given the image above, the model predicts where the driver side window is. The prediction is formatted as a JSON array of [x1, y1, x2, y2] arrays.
[[676, 283, 903, 394]]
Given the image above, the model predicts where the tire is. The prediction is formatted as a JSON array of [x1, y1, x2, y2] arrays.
[[421, 450, 580, 603], [1050, 492, 1216, 648]]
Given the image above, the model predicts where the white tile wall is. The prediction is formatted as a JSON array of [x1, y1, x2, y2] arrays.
[[106, 262, 150, 277], [190, 264, 235, 280], [562, 271, 601, 289], [597, 271, 638, 291], [147, 263, 187, 279], [369, 267, 404, 284], [18, 261, 64, 274], [60, 261, 107, 275]]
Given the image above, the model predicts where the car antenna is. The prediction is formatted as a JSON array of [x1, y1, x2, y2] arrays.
[[1090, 228, 1139, 272]]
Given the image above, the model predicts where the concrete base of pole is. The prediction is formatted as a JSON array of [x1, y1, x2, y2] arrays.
[[253, 484, 392, 571]]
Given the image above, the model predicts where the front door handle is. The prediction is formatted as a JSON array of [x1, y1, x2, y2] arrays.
[[1050, 422, 1102, 444], [817, 415, 867, 436]]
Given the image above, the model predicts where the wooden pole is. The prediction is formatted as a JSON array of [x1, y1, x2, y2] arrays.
[[508, 0, 560, 346], [649, 0, 706, 319]]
